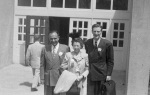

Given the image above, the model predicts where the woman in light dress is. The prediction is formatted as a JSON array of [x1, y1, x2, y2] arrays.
[[60, 37, 89, 95]]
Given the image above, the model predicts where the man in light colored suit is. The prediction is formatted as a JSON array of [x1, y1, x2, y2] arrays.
[[40, 30, 70, 95], [26, 34, 44, 91]]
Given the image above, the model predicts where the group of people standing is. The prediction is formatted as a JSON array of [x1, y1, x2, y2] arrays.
[[26, 24, 114, 95]]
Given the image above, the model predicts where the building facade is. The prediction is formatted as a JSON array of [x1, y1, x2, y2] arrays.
[[0, 0, 150, 95]]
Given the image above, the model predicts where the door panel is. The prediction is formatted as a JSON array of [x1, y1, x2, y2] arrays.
[[26, 16, 49, 50], [110, 20, 129, 70]]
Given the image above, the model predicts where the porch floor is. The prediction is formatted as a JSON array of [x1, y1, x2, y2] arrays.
[[0, 63, 127, 95]]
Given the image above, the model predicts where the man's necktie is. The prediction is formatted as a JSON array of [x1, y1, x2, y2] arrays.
[[53, 46, 56, 57], [95, 41, 97, 48]]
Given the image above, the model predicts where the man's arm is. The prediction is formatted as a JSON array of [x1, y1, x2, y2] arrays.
[[40, 47, 46, 83], [106, 43, 114, 80], [25, 46, 31, 66]]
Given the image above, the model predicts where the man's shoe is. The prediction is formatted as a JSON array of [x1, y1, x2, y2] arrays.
[[31, 88, 38, 91]]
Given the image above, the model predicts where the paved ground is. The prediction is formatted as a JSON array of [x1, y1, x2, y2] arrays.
[[0, 63, 127, 95], [0, 64, 44, 95]]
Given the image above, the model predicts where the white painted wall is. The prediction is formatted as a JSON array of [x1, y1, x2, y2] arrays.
[[0, 0, 15, 68], [126, 0, 150, 95]]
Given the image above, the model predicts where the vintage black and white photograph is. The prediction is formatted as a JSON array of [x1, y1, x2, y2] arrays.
[[0, 0, 150, 95]]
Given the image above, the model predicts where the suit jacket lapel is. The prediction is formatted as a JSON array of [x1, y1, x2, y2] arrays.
[[46, 45, 54, 63], [97, 38, 104, 48]]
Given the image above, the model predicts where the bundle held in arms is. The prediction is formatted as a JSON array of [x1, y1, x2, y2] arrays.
[[54, 70, 77, 94]]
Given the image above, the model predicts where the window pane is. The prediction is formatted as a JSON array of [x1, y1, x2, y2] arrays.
[[84, 21, 88, 28], [18, 26, 22, 33], [79, 0, 91, 9], [120, 23, 125, 30], [102, 31, 106, 37], [30, 36, 34, 43], [78, 30, 82, 35], [113, 40, 117, 47], [41, 20, 45, 27], [119, 32, 124, 39], [19, 18, 23, 25], [24, 27, 26, 33], [79, 21, 82, 28], [18, 34, 22, 40], [84, 30, 87, 36], [30, 27, 34, 35], [51, 0, 63, 8], [119, 40, 123, 47], [41, 28, 45, 35], [114, 23, 119, 30], [102, 22, 107, 29], [97, 22, 101, 25], [113, 0, 128, 10], [113, 31, 118, 38], [73, 21, 77, 28], [96, 0, 111, 9], [18, 0, 31, 6], [33, 0, 46, 7], [65, 0, 77, 8], [24, 19, 26, 25]]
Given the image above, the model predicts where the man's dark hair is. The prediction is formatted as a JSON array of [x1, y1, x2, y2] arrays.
[[92, 24, 103, 31], [34, 34, 40, 41], [49, 30, 59, 37]]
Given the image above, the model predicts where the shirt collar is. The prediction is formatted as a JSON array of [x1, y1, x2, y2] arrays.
[[93, 38, 101, 46], [52, 43, 59, 52], [35, 41, 40, 44]]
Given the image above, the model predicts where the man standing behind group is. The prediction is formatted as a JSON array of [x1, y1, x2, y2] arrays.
[[85, 24, 114, 95], [26, 34, 44, 91], [40, 30, 70, 95]]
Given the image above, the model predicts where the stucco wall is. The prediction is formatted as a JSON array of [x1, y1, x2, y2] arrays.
[[0, 1, 15, 68], [126, 0, 150, 95]]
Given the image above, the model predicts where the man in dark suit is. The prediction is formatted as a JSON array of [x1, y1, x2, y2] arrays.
[[85, 24, 114, 95], [40, 30, 70, 95]]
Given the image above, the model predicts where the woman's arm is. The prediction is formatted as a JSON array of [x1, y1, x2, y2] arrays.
[[60, 53, 69, 70], [81, 55, 89, 77]]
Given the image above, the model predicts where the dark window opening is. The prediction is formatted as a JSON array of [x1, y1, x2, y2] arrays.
[[33, 0, 46, 7], [65, 0, 77, 8], [79, 0, 91, 9], [96, 0, 111, 9], [51, 0, 63, 8], [18, 0, 31, 6], [113, 0, 128, 10]]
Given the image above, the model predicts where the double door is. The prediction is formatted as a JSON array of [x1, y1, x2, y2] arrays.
[[26, 16, 49, 49]]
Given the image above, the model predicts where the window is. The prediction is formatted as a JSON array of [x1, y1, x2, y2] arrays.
[[51, 0, 63, 8], [18, 18, 26, 41], [33, 0, 46, 7], [18, 0, 46, 7], [96, 0, 128, 10], [96, 0, 111, 10], [79, 0, 91, 9], [18, 0, 31, 6], [65, 0, 77, 8], [51, 0, 91, 9], [112, 22, 125, 47], [113, 0, 128, 10]]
